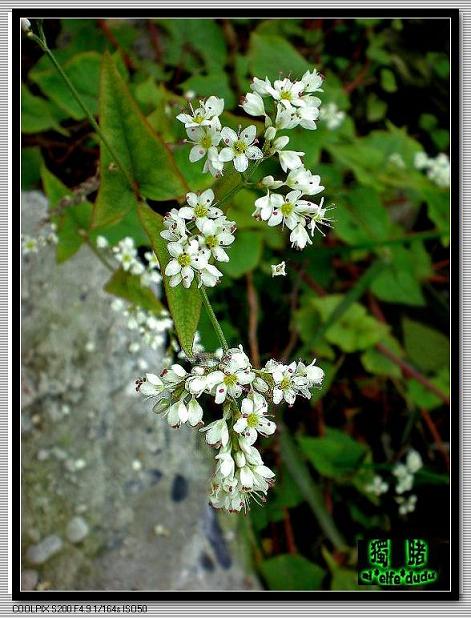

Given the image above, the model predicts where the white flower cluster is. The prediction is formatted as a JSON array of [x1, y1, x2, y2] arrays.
[[177, 96, 263, 175], [96, 235, 162, 288], [111, 298, 173, 352], [414, 151, 450, 188], [366, 449, 423, 516], [137, 345, 324, 512], [176, 71, 332, 252], [21, 224, 58, 255], [160, 189, 236, 289], [319, 102, 345, 130]]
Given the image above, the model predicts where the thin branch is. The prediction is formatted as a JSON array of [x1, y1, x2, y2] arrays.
[[98, 19, 136, 70], [375, 343, 450, 406], [421, 408, 450, 470]]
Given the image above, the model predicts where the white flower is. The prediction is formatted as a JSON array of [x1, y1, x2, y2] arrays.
[[301, 69, 324, 93], [22, 235, 39, 255], [241, 92, 265, 117], [427, 153, 450, 188], [160, 209, 188, 242], [185, 124, 222, 163], [414, 151, 429, 170], [396, 494, 417, 515], [166, 398, 190, 428], [96, 235, 109, 248], [255, 190, 315, 231], [290, 222, 312, 250], [266, 78, 306, 109], [219, 126, 263, 173], [365, 475, 389, 496], [113, 237, 137, 271], [271, 261, 286, 277], [250, 76, 272, 96], [320, 102, 345, 130], [285, 167, 324, 195], [198, 263, 224, 288], [187, 397, 204, 426], [164, 239, 210, 288], [179, 189, 222, 223], [215, 447, 235, 478], [144, 251, 160, 269], [21, 18, 31, 33], [393, 463, 414, 494], [264, 133, 305, 172], [137, 373, 165, 397], [233, 393, 276, 445], [277, 104, 320, 131], [185, 367, 208, 397], [203, 146, 225, 177], [111, 298, 125, 312], [307, 197, 332, 237], [197, 216, 236, 263], [261, 175, 284, 190], [269, 361, 298, 405], [176, 96, 224, 128], [406, 449, 423, 474], [200, 418, 230, 447], [206, 347, 255, 403]]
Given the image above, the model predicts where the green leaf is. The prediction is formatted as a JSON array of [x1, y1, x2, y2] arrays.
[[424, 188, 450, 241], [298, 428, 368, 480], [259, 554, 326, 591], [104, 268, 163, 313], [22, 147, 43, 190], [361, 335, 403, 378], [402, 317, 449, 373], [380, 68, 397, 93], [89, 207, 149, 247], [21, 84, 67, 135], [93, 52, 187, 228], [219, 231, 263, 278], [180, 72, 236, 109], [406, 367, 449, 410], [322, 548, 370, 590], [137, 203, 201, 357], [311, 294, 389, 352], [370, 245, 430, 306], [334, 186, 391, 245], [41, 165, 92, 263], [366, 93, 387, 122], [247, 33, 310, 80], [31, 52, 102, 120]]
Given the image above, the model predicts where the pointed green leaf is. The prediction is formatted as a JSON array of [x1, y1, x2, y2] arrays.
[[137, 203, 201, 356], [260, 554, 326, 590], [93, 52, 187, 228]]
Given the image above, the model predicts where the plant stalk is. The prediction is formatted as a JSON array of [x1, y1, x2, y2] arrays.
[[199, 286, 229, 352]]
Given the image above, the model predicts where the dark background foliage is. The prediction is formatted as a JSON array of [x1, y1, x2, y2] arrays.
[[21, 17, 451, 590]]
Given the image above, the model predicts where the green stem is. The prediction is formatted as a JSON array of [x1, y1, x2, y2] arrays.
[[199, 286, 228, 352], [30, 32, 136, 193], [280, 426, 347, 551]]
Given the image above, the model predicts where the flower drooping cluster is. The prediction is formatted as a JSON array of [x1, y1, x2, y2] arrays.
[[414, 151, 450, 188], [176, 71, 333, 253], [96, 236, 162, 289], [111, 299, 173, 352], [21, 223, 58, 256], [366, 449, 423, 517], [137, 345, 324, 512], [160, 189, 236, 289]]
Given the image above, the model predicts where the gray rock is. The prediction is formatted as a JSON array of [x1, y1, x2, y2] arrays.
[[21, 570, 38, 591], [26, 535, 63, 564], [66, 517, 89, 543], [21, 191, 258, 591]]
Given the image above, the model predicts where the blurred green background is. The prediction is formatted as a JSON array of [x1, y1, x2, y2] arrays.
[[21, 17, 451, 591]]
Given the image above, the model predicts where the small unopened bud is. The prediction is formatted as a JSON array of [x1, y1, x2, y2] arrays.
[[152, 395, 172, 415], [21, 18, 31, 33]]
